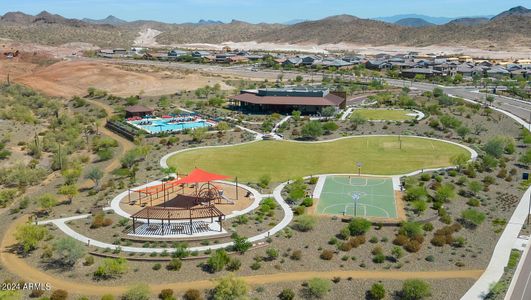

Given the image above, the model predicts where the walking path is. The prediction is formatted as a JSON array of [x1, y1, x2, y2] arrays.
[[235, 125, 263, 140], [452, 94, 531, 300], [271, 116, 291, 139], [0, 215, 483, 296]]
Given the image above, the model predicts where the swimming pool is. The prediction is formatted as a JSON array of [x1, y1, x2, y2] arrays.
[[129, 119, 213, 134]]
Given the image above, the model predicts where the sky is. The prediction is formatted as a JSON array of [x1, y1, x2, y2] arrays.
[[0, 0, 528, 23]]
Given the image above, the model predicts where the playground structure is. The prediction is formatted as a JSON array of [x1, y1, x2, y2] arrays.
[[123, 168, 248, 236]]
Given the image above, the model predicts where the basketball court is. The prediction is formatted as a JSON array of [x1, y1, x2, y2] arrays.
[[315, 176, 398, 219]]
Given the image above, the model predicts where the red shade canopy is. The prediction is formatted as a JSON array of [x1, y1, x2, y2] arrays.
[[176, 168, 229, 184]]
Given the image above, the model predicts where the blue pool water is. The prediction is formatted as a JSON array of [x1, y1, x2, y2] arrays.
[[130, 119, 212, 133]]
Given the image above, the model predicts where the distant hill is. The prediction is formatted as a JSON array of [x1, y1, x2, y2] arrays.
[[448, 17, 490, 26], [197, 19, 224, 25], [283, 19, 309, 25], [395, 18, 434, 27], [0, 6, 529, 50], [82, 15, 128, 26], [491, 6, 531, 20], [375, 14, 453, 25]]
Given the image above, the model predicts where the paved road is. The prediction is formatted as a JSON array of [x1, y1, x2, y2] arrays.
[[509, 240, 531, 300]]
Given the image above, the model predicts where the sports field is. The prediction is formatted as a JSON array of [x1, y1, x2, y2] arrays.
[[317, 176, 397, 218], [167, 136, 470, 182], [353, 109, 416, 121]]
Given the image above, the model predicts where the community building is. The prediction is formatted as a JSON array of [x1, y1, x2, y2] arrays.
[[229, 87, 346, 114]]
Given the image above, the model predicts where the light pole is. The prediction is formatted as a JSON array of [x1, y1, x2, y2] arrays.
[[356, 162, 363, 176]]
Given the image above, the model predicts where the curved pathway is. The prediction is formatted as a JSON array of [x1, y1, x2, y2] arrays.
[[0, 216, 483, 296]]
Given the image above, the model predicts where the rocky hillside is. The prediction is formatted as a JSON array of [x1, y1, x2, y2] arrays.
[[0, 7, 529, 50]]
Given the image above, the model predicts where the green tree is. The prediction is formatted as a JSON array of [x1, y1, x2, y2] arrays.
[[321, 107, 336, 119], [401, 279, 431, 300], [207, 249, 230, 273], [350, 112, 367, 130], [301, 121, 323, 139], [85, 168, 104, 190], [212, 274, 249, 300], [348, 217, 371, 236], [38, 193, 58, 211], [54, 237, 86, 267], [258, 174, 271, 189], [216, 121, 230, 133], [232, 235, 252, 254], [14, 223, 48, 253], [456, 126, 470, 139], [291, 110, 301, 122], [192, 127, 208, 142], [59, 184, 78, 204], [306, 278, 330, 298]]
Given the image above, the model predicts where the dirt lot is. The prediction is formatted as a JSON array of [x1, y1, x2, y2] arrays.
[[12, 60, 233, 98]]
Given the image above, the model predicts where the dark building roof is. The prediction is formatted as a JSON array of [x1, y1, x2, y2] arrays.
[[124, 105, 154, 113], [230, 89, 344, 106]]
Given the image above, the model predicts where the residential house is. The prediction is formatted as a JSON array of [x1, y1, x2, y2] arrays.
[[401, 68, 442, 78], [191, 51, 211, 58], [365, 60, 391, 70]]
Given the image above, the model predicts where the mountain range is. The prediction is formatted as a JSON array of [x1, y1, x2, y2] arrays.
[[0, 6, 529, 50]]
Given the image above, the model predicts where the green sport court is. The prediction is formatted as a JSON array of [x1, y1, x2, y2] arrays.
[[316, 176, 397, 219]]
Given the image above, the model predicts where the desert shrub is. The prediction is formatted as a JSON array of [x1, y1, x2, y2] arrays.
[[278, 288, 295, 300], [301, 197, 314, 207], [212, 274, 248, 300], [339, 227, 350, 240], [84, 255, 95, 266], [121, 284, 150, 300], [290, 250, 302, 260], [183, 289, 203, 300], [250, 261, 261, 270], [401, 279, 431, 300], [349, 235, 366, 248], [306, 278, 331, 298], [266, 247, 279, 260], [452, 237, 467, 248], [425, 255, 435, 262], [292, 215, 317, 232], [152, 263, 161, 271], [399, 222, 424, 239], [292, 206, 305, 215], [348, 218, 371, 236], [50, 289, 68, 300], [422, 223, 434, 232], [393, 235, 408, 246], [430, 235, 446, 247], [101, 295, 115, 300], [338, 242, 352, 252], [368, 283, 386, 300], [207, 249, 230, 273], [226, 258, 241, 271], [461, 209, 486, 227], [159, 289, 173, 300], [320, 250, 334, 260], [166, 258, 182, 271], [94, 258, 128, 279], [467, 199, 480, 207], [372, 253, 385, 263], [404, 240, 422, 253]]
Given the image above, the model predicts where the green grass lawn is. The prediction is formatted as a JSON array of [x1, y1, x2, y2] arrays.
[[167, 136, 469, 183], [353, 109, 416, 121]]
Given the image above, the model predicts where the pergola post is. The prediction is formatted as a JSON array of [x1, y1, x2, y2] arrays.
[[128, 189, 131, 203], [161, 219, 164, 236], [189, 209, 193, 235], [150, 194, 153, 206], [132, 217, 136, 234], [219, 216, 222, 232], [147, 208, 150, 225], [163, 182, 166, 208]]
